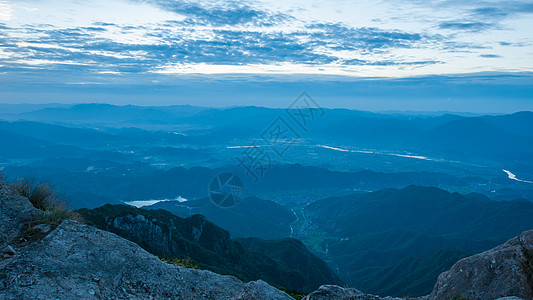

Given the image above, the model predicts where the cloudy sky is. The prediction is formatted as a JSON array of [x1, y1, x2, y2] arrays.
[[0, 0, 532, 111]]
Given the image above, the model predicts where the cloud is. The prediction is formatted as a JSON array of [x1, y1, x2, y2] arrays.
[[138, 0, 289, 26], [480, 54, 502, 58], [438, 21, 494, 31], [0, 2, 13, 21], [306, 23, 425, 52], [0, 8, 441, 75], [0, 0, 531, 78], [470, 7, 508, 18]]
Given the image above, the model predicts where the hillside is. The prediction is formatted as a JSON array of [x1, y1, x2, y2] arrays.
[[237, 237, 342, 292], [304, 186, 533, 296], [78, 204, 339, 292], [147, 196, 296, 239]]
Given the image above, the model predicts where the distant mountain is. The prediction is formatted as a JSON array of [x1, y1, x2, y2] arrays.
[[147, 196, 296, 240], [0, 120, 208, 149], [0, 103, 71, 114], [3, 161, 492, 209], [308, 185, 533, 240], [0, 120, 121, 148], [11, 103, 209, 126], [418, 117, 533, 158], [304, 186, 533, 296], [4, 103, 533, 165], [481, 111, 533, 138], [0, 128, 88, 159], [78, 204, 340, 292]]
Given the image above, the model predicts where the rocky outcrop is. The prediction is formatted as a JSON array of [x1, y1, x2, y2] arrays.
[[110, 213, 174, 255], [0, 220, 292, 299], [0, 182, 38, 249], [0, 182, 292, 299], [429, 230, 533, 300], [302, 285, 403, 300]]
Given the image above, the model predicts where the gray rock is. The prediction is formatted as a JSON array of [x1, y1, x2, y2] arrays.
[[0, 220, 293, 300], [0, 182, 39, 248], [110, 214, 173, 256], [33, 223, 52, 233], [303, 285, 363, 300], [302, 285, 404, 300], [429, 230, 533, 300], [0, 245, 15, 256]]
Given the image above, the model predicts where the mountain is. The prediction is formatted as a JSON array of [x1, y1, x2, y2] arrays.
[[237, 237, 342, 292], [481, 111, 533, 138], [304, 186, 533, 296], [0, 120, 122, 148], [308, 185, 533, 240], [418, 117, 533, 159], [77, 204, 340, 292], [147, 196, 296, 239], [0, 128, 88, 159], [4, 160, 491, 210], [11, 103, 209, 126]]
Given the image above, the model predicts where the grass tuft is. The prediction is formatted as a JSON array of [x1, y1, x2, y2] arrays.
[[12, 177, 57, 211], [12, 177, 81, 225], [160, 256, 199, 269]]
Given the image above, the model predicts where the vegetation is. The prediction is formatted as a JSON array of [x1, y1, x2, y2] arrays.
[[12, 177, 81, 226], [278, 287, 305, 300], [160, 256, 199, 269], [16, 225, 48, 245]]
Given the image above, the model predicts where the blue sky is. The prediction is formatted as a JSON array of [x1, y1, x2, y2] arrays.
[[0, 0, 532, 111]]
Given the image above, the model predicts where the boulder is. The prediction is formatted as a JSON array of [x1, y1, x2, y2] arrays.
[[0, 182, 39, 248], [429, 230, 533, 300], [302, 284, 403, 300]]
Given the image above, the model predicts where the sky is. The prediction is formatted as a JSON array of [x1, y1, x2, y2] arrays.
[[0, 0, 532, 112]]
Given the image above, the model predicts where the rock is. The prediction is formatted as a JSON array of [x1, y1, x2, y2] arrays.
[[303, 285, 363, 300], [34, 224, 52, 233], [0, 220, 293, 299], [110, 214, 173, 256], [429, 230, 533, 300], [0, 182, 39, 248], [302, 285, 403, 300], [0, 245, 15, 256]]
